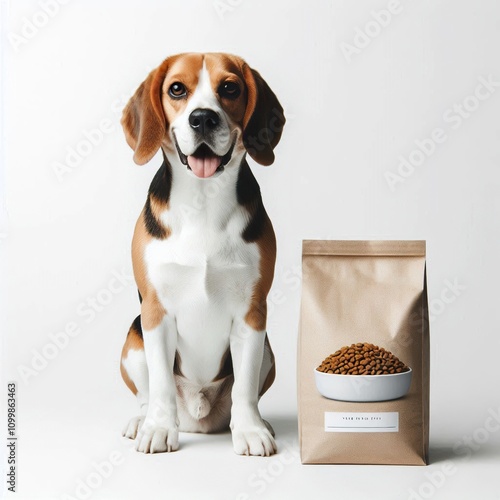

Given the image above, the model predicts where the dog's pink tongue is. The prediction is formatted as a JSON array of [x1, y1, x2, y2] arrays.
[[188, 155, 221, 178]]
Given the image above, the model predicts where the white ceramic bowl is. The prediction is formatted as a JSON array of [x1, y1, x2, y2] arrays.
[[314, 367, 412, 402]]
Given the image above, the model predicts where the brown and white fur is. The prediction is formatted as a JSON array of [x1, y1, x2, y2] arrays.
[[119, 53, 285, 456]]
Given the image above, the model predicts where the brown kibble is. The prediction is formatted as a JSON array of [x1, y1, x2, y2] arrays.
[[317, 342, 410, 376]]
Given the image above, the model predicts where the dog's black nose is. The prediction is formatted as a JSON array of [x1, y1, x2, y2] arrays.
[[189, 108, 220, 135]]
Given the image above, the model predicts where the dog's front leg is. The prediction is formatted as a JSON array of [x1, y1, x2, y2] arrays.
[[229, 318, 277, 456], [135, 306, 179, 453]]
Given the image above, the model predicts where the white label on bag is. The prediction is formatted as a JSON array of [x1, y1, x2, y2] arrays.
[[324, 412, 399, 433]]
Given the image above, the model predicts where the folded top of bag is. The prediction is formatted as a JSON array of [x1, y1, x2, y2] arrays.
[[302, 240, 426, 257]]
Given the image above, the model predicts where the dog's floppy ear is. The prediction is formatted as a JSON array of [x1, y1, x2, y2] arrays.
[[121, 59, 170, 165], [242, 65, 286, 166]]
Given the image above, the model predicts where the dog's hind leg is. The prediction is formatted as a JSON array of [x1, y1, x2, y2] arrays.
[[120, 315, 149, 439]]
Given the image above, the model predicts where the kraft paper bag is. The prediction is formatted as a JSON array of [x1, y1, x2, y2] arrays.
[[298, 240, 429, 465]]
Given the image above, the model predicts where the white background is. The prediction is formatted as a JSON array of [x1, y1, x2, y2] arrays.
[[2, 0, 500, 498]]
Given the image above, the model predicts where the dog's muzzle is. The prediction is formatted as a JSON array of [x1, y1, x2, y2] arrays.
[[174, 136, 235, 179]]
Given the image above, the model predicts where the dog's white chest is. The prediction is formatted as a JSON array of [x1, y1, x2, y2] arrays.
[[143, 203, 259, 382], [146, 225, 258, 311]]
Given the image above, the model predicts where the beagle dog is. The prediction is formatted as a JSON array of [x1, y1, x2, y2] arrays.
[[119, 53, 285, 456]]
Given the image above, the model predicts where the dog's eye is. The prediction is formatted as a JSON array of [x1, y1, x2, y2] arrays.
[[169, 82, 187, 98], [218, 81, 241, 99]]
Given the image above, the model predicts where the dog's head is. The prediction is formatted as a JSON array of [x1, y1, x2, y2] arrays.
[[121, 53, 285, 178]]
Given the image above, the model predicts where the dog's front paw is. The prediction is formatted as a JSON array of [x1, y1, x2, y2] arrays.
[[135, 419, 179, 454], [122, 416, 145, 440], [232, 425, 277, 457]]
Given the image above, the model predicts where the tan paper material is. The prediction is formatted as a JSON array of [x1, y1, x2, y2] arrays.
[[298, 240, 429, 465]]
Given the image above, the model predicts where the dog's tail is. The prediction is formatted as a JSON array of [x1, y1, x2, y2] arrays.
[[187, 391, 211, 420]]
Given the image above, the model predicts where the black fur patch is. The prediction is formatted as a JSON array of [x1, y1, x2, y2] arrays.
[[242, 200, 266, 243], [144, 156, 172, 239], [144, 197, 167, 238], [129, 315, 143, 339], [149, 155, 172, 204], [236, 160, 266, 242]]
